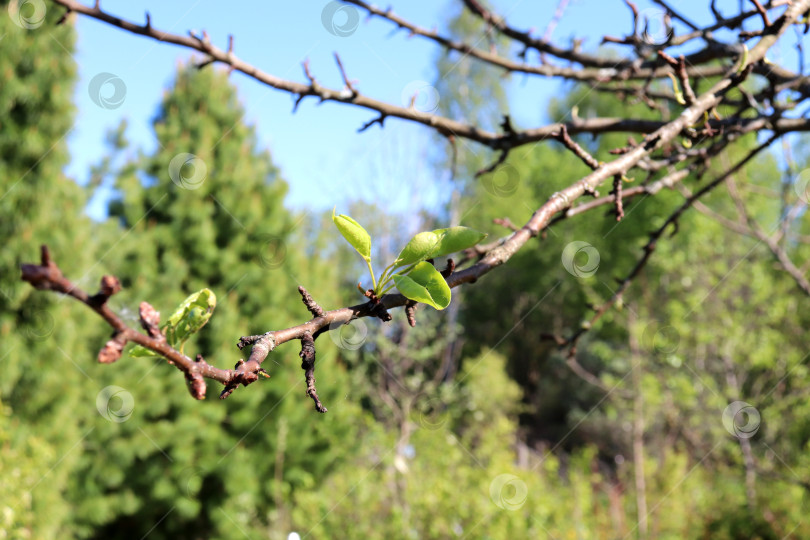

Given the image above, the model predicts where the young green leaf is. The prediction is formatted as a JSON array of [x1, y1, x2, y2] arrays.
[[393, 227, 486, 268], [165, 288, 217, 351], [431, 226, 487, 258], [393, 231, 441, 267], [128, 344, 160, 359], [127, 288, 217, 358], [393, 261, 451, 310], [332, 208, 372, 262]]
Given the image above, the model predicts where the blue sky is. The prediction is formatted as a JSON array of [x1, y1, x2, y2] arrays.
[[62, 0, 798, 218]]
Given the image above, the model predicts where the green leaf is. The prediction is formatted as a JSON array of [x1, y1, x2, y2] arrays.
[[431, 226, 487, 258], [128, 344, 159, 359], [394, 227, 486, 268], [127, 288, 217, 359], [332, 208, 371, 262], [165, 288, 217, 350], [394, 231, 441, 267], [393, 261, 451, 310]]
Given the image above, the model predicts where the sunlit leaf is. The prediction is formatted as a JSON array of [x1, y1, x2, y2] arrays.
[[332, 208, 372, 261], [394, 231, 441, 267], [127, 288, 216, 358], [393, 261, 451, 310], [431, 226, 487, 258]]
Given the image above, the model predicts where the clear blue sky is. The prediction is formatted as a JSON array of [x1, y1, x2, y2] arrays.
[[63, 1, 795, 218]]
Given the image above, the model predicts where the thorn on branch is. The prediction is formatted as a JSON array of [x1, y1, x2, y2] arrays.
[[658, 51, 696, 105], [358, 114, 386, 132], [475, 149, 509, 178], [405, 300, 418, 327], [333, 52, 358, 98], [302, 59, 321, 95], [553, 125, 601, 171], [612, 174, 625, 221], [144, 11, 151, 30], [300, 332, 327, 413], [441, 258, 456, 278], [500, 114, 516, 136], [20, 245, 61, 291], [196, 57, 215, 70], [750, 0, 771, 27], [298, 286, 325, 318], [493, 217, 519, 231], [610, 136, 639, 155]]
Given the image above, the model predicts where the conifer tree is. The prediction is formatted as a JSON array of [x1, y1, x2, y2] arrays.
[[0, 2, 100, 536], [67, 63, 366, 539]]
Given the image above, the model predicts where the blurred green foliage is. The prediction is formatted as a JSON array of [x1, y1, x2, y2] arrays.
[[2, 2, 810, 539]]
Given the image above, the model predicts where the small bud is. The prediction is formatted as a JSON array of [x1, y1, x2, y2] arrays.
[[98, 333, 126, 364], [100, 275, 121, 297], [185, 372, 206, 400]]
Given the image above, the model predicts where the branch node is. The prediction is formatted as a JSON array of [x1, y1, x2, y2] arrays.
[[138, 301, 162, 339], [405, 300, 418, 327], [300, 331, 327, 413]]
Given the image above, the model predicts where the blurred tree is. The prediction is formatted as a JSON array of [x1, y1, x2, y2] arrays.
[[62, 63, 370, 539], [0, 3, 100, 537]]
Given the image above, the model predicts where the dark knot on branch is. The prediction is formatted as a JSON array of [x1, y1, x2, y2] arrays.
[[300, 331, 327, 413]]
